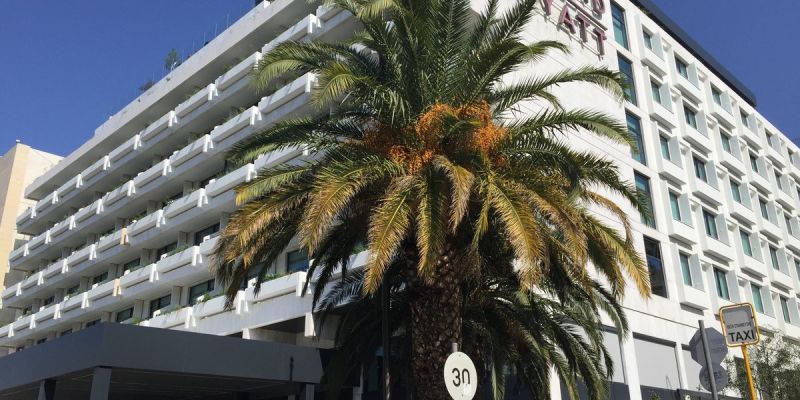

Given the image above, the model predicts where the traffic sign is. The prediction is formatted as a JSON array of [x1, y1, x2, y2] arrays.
[[689, 327, 727, 367], [699, 364, 728, 392], [719, 303, 760, 347], [444, 352, 477, 400]]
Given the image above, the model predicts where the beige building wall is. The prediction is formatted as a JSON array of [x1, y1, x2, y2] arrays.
[[0, 144, 60, 288]]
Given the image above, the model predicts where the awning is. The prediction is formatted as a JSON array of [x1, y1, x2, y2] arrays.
[[0, 323, 323, 399]]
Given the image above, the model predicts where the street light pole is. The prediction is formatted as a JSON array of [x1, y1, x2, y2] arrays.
[[699, 320, 719, 400], [381, 284, 391, 400]]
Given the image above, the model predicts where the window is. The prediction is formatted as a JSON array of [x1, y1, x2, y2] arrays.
[[702, 210, 718, 239], [626, 112, 646, 164], [36, 338, 46, 345], [740, 230, 754, 257], [60, 329, 72, 336], [618, 55, 637, 105], [149, 295, 171, 318], [786, 214, 795, 236], [66, 284, 79, 296], [683, 105, 698, 130], [669, 192, 682, 221], [115, 307, 134, 323], [720, 132, 732, 154], [675, 58, 689, 79], [659, 135, 671, 160], [769, 246, 781, 270], [775, 172, 784, 191], [194, 223, 220, 245], [643, 237, 667, 298], [711, 87, 723, 106], [730, 179, 743, 204], [693, 157, 708, 182], [749, 154, 760, 174], [85, 319, 100, 328], [124, 258, 141, 273], [43, 296, 54, 307], [650, 80, 662, 105], [189, 280, 215, 305], [740, 111, 750, 128], [781, 296, 792, 323], [759, 198, 769, 220], [643, 30, 654, 50], [713, 268, 730, 300], [611, 2, 629, 49], [287, 249, 309, 273], [635, 173, 655, 228], [91, 272, 108, 286], [679, 253, 693, 287], [157, 242, 178, 260], [751, 285, 764, 314]]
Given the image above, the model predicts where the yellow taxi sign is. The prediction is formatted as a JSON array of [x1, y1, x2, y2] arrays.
[[719, 303, 760, 347]]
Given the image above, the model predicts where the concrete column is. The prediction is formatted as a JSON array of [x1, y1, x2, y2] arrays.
[[147, 200, 160, 214], [303, 384, 314, 400], [674, 342, 689, 390], [219, 212, 231, 230], [55, 288, 66, 303], [132, 300, 144, 321], [182, 181, 194, 196], [171, 286, 182, 307], [620, 332, 643, 400], [177, 232, 190, 248], [107, 264, 117, 279], [548, 366, 561, 400], [79, 277, 90, 292], [141, 249, 153, 265], [89, 367, 112, 400], [37, 379, 56, 400]]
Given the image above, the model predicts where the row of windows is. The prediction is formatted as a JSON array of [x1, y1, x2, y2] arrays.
[[613, 2, 800, 326], [613, 1, 800, 182], [644, 234, 796, 324]]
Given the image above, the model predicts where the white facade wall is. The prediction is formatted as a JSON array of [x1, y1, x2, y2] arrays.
[[1, 0, 795, 398]]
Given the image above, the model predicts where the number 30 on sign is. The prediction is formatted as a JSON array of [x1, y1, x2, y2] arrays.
[[444, 352, 478, 400]]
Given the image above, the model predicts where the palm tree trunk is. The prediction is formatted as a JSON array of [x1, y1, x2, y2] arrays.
[[407, 245, 462, 400]]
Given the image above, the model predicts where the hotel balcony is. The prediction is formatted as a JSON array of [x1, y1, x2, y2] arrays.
[[717, 138, 746, 176], [766, 135, 788, 168], [8, 72, 318, 272], [709, 96, 735, 128], [0, 140, 306, 308], [17, 5, 354, 237], [682, 120, 713, 155], [789, 153, 800, 180], [24, 0, 321, 201], [674, 73, 703, 105], [775, 179, 796, 211]]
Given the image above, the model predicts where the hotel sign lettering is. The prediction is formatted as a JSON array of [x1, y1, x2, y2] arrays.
[[542, 0, 609, 55]]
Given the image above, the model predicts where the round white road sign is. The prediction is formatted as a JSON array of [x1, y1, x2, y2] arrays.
[[444, 352, 478, 400]]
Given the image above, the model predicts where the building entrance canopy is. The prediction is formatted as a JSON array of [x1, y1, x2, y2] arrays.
[[0, 323, 323, 400]]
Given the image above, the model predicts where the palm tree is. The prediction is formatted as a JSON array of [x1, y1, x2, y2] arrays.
[[213, 0, 651, 397], [315, 253, 631, 400]]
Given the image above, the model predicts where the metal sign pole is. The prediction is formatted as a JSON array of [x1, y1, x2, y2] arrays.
[[699, 320, 719, 400], [741, 344, 758, 400]]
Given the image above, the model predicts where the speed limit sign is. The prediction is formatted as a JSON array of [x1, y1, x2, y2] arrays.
[[443, 352, 477, 400]]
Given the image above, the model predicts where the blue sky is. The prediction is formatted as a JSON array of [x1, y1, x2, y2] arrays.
[[0, 1, 796, 157]]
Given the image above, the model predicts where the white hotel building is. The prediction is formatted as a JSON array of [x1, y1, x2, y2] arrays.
[[0, 0, 795, 399]]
